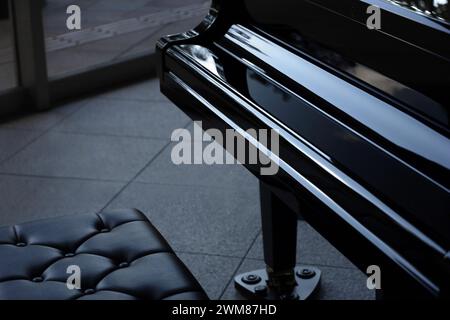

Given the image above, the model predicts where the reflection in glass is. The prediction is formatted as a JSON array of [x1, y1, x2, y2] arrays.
[[387, 0, 449, 22], [0, 0, 17, 92], [43, 0, 210, 77]]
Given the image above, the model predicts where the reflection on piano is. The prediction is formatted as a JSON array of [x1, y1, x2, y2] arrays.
[[157, 0, 450, 299]]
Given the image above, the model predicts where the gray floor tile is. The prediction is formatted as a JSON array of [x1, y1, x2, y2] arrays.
[[247, 222, 354, 269], [54, 98, 189, 139], [0, 175, 124, 226], [98, 78, 169, 102], [220, 259, 375, 300], [317, 266, 375, 300], [0, 132, 167, 181], [52, 98, 92, 116], [0, 99, 88, 131], [1, 110, 66, 131], [177, 253, 241, 300], [136, 141, 260, 190], [0, 129, 43, 163], [106, 182, 261, 258]]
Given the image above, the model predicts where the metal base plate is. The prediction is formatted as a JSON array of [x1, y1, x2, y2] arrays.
[[234, 266, 321, 300]]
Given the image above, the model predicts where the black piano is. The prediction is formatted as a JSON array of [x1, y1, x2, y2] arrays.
[[157, 0, 450, 299]]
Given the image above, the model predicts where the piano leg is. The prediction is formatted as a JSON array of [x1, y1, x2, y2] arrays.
[[234, 182, 321, 300]]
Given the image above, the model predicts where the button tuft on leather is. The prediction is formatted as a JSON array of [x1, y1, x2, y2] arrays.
[[0, 210, 207, 300]]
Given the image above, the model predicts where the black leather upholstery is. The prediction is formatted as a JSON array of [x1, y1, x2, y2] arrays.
[[0, 209, 207, 300]]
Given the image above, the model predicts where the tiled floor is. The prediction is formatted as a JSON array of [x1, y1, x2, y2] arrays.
[[0, 78, 374, 300]]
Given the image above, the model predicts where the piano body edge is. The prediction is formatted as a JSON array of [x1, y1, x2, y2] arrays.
[[157, 0, 450, 298]]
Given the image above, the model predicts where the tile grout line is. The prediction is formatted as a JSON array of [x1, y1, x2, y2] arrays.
[[218, 228, 262, 300], [0, 100, 92, 167], [175, 250, 244, 260], [0, 127, 46, 134], [133, 179, 260, 191], [91, 96, 169, 104], [50, 129, 170, 142], [0, 172, 128, 184], [99, 141, 173, 211], [0, 171, 259, 192], [243, 257, 360, 271], [99, 120, 192, 211]]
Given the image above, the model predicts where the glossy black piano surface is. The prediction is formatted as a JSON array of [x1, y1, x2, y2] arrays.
[[158, 0, 450, 298]]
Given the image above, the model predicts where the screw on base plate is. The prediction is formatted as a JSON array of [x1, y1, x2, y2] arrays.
[[297, 268, 316, 279], [235, 266, 321, 300], [242, 274, 262, 285]]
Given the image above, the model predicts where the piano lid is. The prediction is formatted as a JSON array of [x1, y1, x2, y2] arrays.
[[242, 0, 450, 132]]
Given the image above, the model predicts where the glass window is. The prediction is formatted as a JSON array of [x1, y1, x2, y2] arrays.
[[43, 0, 210, 78], [0, 0, 18, 91]]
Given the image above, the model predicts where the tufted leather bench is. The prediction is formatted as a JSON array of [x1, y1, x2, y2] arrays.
[[0, 209, 207, 300]]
